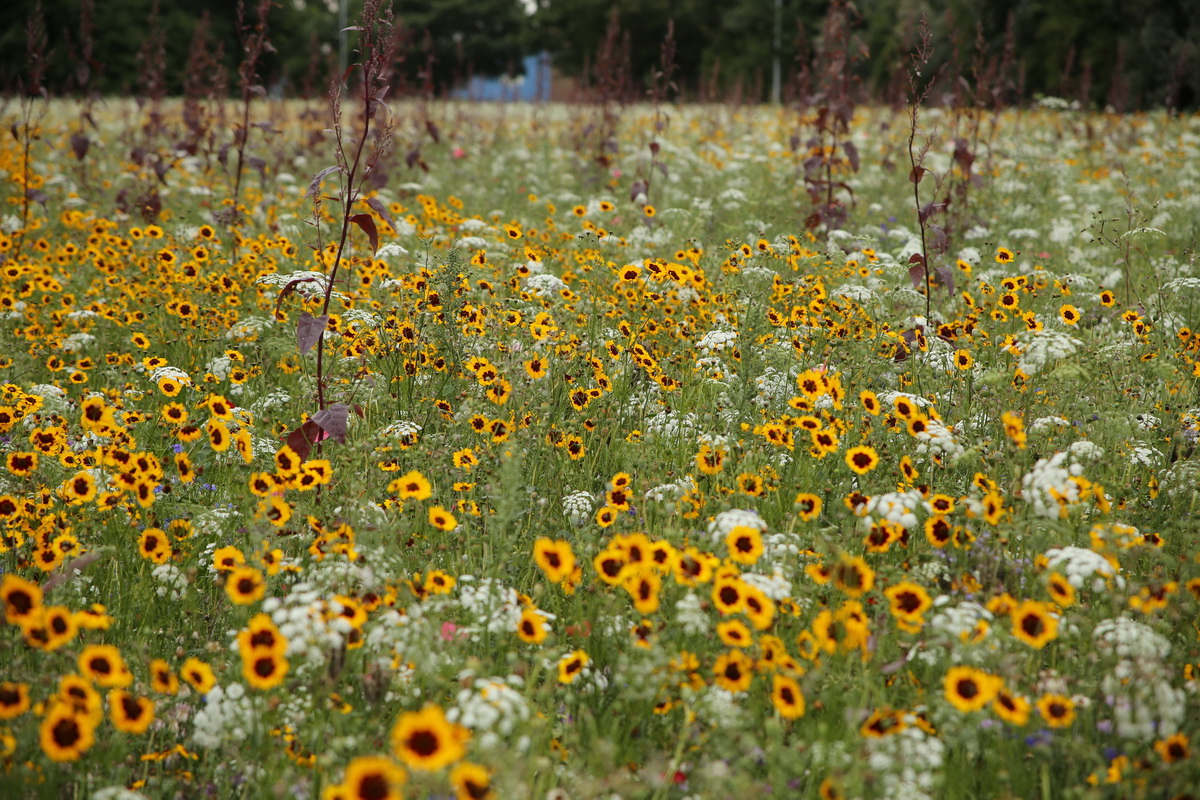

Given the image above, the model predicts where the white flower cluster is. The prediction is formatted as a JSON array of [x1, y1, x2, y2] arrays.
[[225, 316, 274, 342], [551, 651, 609, 694], [695, 328, 738, 354], [447, 673, 532, 748], [192, 507, 242, 540], [364, 605, 439, 674], [694, 356, 728, 380], [878, 390, 934, 410], [206, 356, 233, 382], [152, 563, 188, 600], [192, 682, 258, 749], [912, 418, 964, 462], [1131, 413, 1160, 431], [741, 569, 794, 601], [1067, 440, 1104, 461], [60, 332, 96, 353], [832, 284, 877, 304], [1157, 459, 1200, 499], [1101, 660, 1188, 741], [644, 478, 695, 506], [377, 419, 423, 440], [1126, 443, 1158, 467], [643, 408, 698, 439], [1094, 617, 1171, 660], [694, 686, 748, 727], [706, 509, 767, 546], [458, 577, 523, 634], [523, 273, 568, 298], [1094, 617, 1184, 740], [753, 367, 793, 409], [250, 390, 291, 416], [376, 243, 409, 260], [342, 309, 380, 328], [674, 592, 709, 636], [92, 788, 150, 800], [865, 723, 946, 800], [859, 490, 925, 531], [261, 584, 347, 670], [927, 600, 993, 641], [1029, 415, 1070, 433], [145, 365, 191, 386], [1019, 451, 1090, 519], [1042, 546, 1123, 592], [740, 265, 776, 282], [1015, 328, 1082, 375], [561, 490, 594, 525]]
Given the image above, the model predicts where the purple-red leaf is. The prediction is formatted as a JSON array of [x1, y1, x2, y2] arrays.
[[283, 419, 323, 463], [934, 265, 956, 293], [908, 263, 926, 290], [843, 140, 860, 172], [306, 166, 341, 200], [366, 197, 397, 232], [70, 133, 90, 161], [297, 312, 330, 355], [312, 403, 350, 444], [350, 213, 379, 255], [275, 276, 319, 315], [919, 201, 946, 225]]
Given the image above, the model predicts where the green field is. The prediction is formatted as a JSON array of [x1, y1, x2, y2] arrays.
[[2, 94, 1200, 799]]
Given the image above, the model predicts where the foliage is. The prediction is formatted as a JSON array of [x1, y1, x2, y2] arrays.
[[1, 0, 1198, 107]]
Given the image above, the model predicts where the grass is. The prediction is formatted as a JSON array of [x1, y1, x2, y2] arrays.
[[0, 96, 1199, 799]]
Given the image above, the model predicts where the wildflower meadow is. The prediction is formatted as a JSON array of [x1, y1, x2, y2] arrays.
[[3, 4, 1200, 800]]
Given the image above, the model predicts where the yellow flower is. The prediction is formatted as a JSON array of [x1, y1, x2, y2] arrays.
[[1011, 600, 1058, 649], [771, 674, 806, 719], [1036, 693, 1075, 727], [557, 650, 590, 684], [226, 567, 266, 605], [40, 704, 96, 762], [725, 525, 763, 565], [108, 689, 155, 734], [390, 470, 432, 500], [391, 705, 469, 771], [944, 666, 1001, 712], [343, 755, 407, 800], [533, 538, 576, 583], [844, 445, 879, 474], [428, 505, 457, 531]]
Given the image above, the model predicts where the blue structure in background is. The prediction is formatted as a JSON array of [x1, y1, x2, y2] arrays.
[[451, 52, 552, 102]]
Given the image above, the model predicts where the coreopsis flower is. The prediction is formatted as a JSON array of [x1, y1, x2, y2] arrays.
[[108, 690, 155, 734], [844, 445, 879, 474], [342, 755, 407, 800], [450, 762, 494, 800], [39, 704, 96, 762], [713, 649, 754, 693], [1011, 600, 1058, 649], [943, 666, 1001, 713], [557, 650, 590, 684], [1036, 693, 1075, 728]]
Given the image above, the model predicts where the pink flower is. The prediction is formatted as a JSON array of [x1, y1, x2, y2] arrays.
[[440, 621, 467, 641], [611, 168, 622, 179], [452, 147, 466, 159]]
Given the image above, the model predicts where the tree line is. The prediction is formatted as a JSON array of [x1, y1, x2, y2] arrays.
[[1, 0, 1196, 110]]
